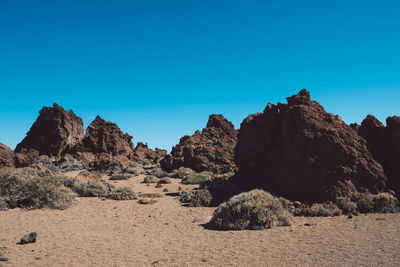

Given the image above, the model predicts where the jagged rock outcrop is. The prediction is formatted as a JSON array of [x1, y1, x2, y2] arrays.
[[358, 115, 400, 193], [15, 103, 84, 157], [80, 116, 134, 156], [0, 143, 15, 168], [160, 114, 238, 174], [233, 89, 386, 202], [131, 142, 167, 161]]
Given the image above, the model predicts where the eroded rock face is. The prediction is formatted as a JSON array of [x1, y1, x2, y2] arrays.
[[131, 142, 167, 162], [161, 114, 238, 174], [233, 89, 386, 202], [358, 115, 400, 193], [15, 103, 84, 157], [80, 116, 134, 156], [0, 143, 15, 168]]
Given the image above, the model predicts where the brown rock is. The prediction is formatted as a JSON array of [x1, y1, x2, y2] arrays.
[[190, 189, 213, 207], [358, 115, 400, 193], [16, 103, 84, 157], [233, 89, 386, 202], [90, 153, 132, 172], [80, 116, 134, 156], [131, 142, 167, 161], [14, 153, 30, 167], [160, 114, 238, 174], [0, 142, 15, 168]]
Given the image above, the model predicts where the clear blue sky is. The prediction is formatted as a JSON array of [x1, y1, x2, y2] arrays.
[[1, 0, 399, 151]]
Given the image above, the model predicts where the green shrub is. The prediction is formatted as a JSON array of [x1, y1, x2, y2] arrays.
[[182, 173, 209, 184], [355, 193, 375, 213], [209, 189, 293, 230], [143, 175, 159, 183], [110, 187, 137, 200], [335, 197, 357, 214], [157, 177, 172, 184], [20, 148, 39, 162], [0, 168, 75, 210]]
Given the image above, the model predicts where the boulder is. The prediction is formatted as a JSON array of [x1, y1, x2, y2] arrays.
[[233, 89, 386, 202], [18, 232, 37, 245], [190, 189, 213, 207], [15, 103, 84, 157], [14, 153, 31, 167], [160, 114, 238, 174], [0, 143, 15, 168], [80, 116, 134, 156], [358, 115, 400, 193]]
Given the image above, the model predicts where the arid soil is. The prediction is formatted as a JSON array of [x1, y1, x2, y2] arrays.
[[1, 174, 399, 267]]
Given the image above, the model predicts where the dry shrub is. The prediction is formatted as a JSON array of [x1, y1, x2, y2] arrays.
[[138, 198, 157, 204], [157, 177, 171, 184], [182, 173, 209, 184], [143, 175, 159, 183], [179, 191, 194, 203], [355, 193, 375, 213], [0, 168, 75, 210], [335, 197, 357, 214], [110, 174, 131, 180], [67, 179, 108, 197], [110, 187, 137, 200], [209, 189, 293, 230]]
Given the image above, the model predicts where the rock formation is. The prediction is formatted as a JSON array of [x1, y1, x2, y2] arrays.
[[131, 142, 167, 161], [15, 103, 84, 157], [233, 89, 386, 202], [0, 143, 15, 168], [358, 115, 400, 193], [160, 114, 238, 174], [80, 116, 134, 156]]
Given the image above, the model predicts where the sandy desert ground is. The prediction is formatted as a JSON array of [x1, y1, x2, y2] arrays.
[[0, 174, 399, 267]]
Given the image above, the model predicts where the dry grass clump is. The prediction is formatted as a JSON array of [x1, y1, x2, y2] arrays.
[[20, 148, 39, 162], [309, 204, 341, 217], [110, 187, 137, 200], [355, 193, 375, 213], [354, 192, 398, 213], [182, 173, 209, 185], [157, 177, 171, 184], [209, 189, 293, 230], [179, 191, 194, 203], [143, 175, 159, 184], [0, 168, 75, 210], [138, 198, 157, 204]]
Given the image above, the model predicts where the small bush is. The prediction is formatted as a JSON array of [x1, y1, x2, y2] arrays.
[[0, 168, 75, 210], [138, 198, 157, 204], [335, 197, 357, 214], [110, 187, 137, 200], [373, 193, 398, 213], [151, 168, 169, 178], [20, 148, 39, 162], [179, 191, 194, 203], [143, 175, 159, 183], [309, 204, 332, 217], [110, 174, 131, 180], [67, 179, 108, 197], [355, 193, 375, 213], [157, 177, 172, 184], [182, 173, 209, 184], [209, 189, 293, 230]]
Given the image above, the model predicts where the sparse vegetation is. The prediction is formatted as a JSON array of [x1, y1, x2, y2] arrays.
[[67, 179, 108, 197], [110, 187, 137, 200], [143, 175, 159, 183], [209, 189, 293, 230], [182, 173, 209, 184], [373, 193, 398, 212], [0, 168, 75, 210], [20, 148, 39, 162], [157, 177, 171, 184], [151, 168, 169, 178], [179, 191, 194, 203], [138, 198, 157, 204], [309, 204, 333, 217], [355, 193, 375, 213]]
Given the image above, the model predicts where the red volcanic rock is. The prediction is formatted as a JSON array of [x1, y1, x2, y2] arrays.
[[358, 115, 400, 193], [233, 89, 386, 202], [14, 153, 30, 167], [131, 142, 167, 161], [90, 153, 132, 172], [16, 103, 84, 157], [160, 114, 238, 174], [0, 142, 15, 168], [80, 116, 134, 156]]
